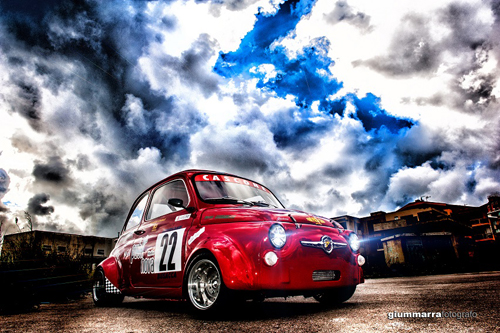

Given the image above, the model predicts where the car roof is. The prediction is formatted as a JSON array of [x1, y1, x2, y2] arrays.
[[143, 169, 243, 194]]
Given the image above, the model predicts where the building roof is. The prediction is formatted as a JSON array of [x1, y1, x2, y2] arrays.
[[395, 200, 478, 214]]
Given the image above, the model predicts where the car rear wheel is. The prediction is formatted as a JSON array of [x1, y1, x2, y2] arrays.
[[92, 268, 124, 307], [186, 254, 227, 312], [314, 286, 356, 305]]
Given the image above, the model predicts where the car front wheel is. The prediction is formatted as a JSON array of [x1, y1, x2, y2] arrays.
[[314, 286, 356, 305], [92, 268, 124, 307], [186, 254, 227, 312]]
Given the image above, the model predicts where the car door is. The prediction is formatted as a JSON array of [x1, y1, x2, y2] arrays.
[[130, 178, 193, 289], [115, 193, 149, 290]]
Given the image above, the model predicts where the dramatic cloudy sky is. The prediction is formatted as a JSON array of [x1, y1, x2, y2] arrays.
[[1, 0, 499, 237]]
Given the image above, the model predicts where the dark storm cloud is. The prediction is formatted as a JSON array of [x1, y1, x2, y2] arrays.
[[6, 79, 43, 131], [10, 132, 39, 154], [0, 169, 10, 213], [1, 0, 61, 20], [268, 108, 333, 151], [27, 193, 55, 216], [323, 0, 371, 31], [79, 185, 129, 234], [360, 14, 439, 77], [204, 0, 260, 12], [360, 3, 492, 83], [32, 156, 71, 184], [321, 164, 351, 179], [76, 154, 92, 171], [440, 3, 488, 52], [0, 0, 222, 236], [194, 124, 288, 176], [0, 169, 10, 198], [437, 2, 498, 111], [153, 34, 220, 97], [1, 0, 212, 160], [79, 188, 123, 221]]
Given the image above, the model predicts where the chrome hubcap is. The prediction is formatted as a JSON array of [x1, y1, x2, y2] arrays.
[[187, 259, 221, 310], [93, 273, 104, 302]]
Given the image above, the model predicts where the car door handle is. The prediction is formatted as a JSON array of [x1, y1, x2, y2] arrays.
[[134, 229, 145, 235]]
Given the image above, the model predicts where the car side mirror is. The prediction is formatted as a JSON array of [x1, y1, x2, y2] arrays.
[[168, 198, 196, 213], [168, 198, 184, 208]]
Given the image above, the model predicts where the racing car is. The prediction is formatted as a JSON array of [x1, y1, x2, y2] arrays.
[[93, 170, 364, 311]]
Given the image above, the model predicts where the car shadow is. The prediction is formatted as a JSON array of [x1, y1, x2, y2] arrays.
[[119, 297, 359, 320]]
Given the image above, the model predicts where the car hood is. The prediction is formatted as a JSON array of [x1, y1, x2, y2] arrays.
[[200, 206, 341, 229]]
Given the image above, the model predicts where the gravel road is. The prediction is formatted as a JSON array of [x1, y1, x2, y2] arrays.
[[1, 271, 499, 332]]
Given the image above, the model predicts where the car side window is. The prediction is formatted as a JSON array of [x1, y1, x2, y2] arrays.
[[147, 179, 190, 220], [125, 194, 149, 231]]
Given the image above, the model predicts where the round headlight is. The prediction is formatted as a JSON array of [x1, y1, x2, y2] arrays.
[[269, 224, 286, 249], [349, 233, 360, 252]]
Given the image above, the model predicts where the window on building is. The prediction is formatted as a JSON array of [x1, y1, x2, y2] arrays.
[[84, 248, 93, 255], [97, 249, 105, 256], [42, 245, 52, 251], [57, 246, 66, 253]]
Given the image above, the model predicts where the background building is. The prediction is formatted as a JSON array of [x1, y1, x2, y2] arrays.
[[1, 230, 115, 265], [334, 196, 500, 276]]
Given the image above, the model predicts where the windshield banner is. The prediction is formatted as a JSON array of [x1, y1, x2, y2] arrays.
[[195, 174, 270, 192]]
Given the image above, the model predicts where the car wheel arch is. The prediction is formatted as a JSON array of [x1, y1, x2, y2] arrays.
[[98, 256, 121, 290], [182, 249, 217, 298], [185, 237, 258, 291]]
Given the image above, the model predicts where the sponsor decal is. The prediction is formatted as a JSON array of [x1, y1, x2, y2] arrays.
[[175, 213, 191, 222], [194, 174, 271, 193], [157, 272, 177, 279], [188, 227, 205, 245], [130, 236, 148, 264], [154, 228, 185, 273], [123, 249, 131, 261], [307, 216, 325, 225], [204, 215, 235, 220], [141, 257, 155, 274], [152, 224, 158, 232], [214, 215, 236, 219]]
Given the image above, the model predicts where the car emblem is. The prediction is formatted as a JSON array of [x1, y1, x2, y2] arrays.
[[301, 235, 347, 254], [321, 236, 334, 253]]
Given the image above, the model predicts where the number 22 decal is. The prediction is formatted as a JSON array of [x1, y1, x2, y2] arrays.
[[154, 229, 185, 273]]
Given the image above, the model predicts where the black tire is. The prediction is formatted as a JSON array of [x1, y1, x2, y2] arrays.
[[314, 286, 356, 305], [185, 253, 228, 312], [92, 268, 124, 307]]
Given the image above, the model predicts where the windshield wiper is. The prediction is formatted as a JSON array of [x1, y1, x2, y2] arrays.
[[248, 201, 277, 208], [205, 196, 254, 205], [205, 197, 278, 208]]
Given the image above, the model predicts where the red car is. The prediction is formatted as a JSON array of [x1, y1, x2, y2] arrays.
[[93, 170, 364, 311]]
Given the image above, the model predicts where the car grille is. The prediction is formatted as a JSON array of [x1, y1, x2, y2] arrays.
[[312, 270, 341, 281]]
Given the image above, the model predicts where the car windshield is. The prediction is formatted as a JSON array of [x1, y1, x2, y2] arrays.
[[193, 174, 284, 209]]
